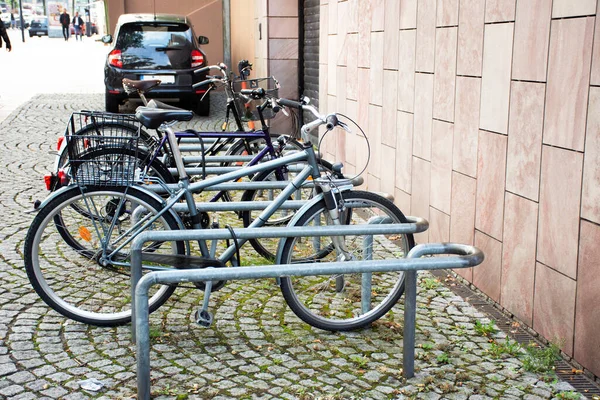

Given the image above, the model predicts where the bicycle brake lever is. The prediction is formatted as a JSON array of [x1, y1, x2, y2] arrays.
[[200, 84, 214, 101], [338, 120, 351, 133]]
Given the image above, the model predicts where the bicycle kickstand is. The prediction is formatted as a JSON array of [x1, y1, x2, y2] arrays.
[[194, 270, 214, 327]]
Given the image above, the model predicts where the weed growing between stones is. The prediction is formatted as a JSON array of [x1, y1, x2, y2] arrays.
[[522, 342, 561, 373], [474, 320, 498, 337]]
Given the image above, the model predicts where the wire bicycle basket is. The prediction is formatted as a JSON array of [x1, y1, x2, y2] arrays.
[[64, 112, 143, 186], [232, 77, 279, 121]]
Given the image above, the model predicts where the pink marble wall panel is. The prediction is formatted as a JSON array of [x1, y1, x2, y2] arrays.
[[430, 120, 453, 214], [533, 263, 576, 356], [400, 0, 418, 29], [544, 17, 594, 152], [416, 0, 437, 73], [411, 157, 431, 243], [395, 111, 413, 193], [346, 33, 359, 101], [336, 1, 348, 66], [582, 87, 600, 224], [413, 73, 434, 161], [436, 0, 459, 27], [357, 67, 371, 134], [357, 0, 371, 68], [457, 0, 485, 77], [511, 0, 551, 82], [479, 23, 514, 135], [397, 30, 416, 113], [347, 0, 359, 33], [451, 172, 477, 281], [268, 38, 299, 59], [592, 3, 600, 85], [433, 27, 458, 122], [394, 188, 412, 215], [369, 31, 384, 106], [345, 100, 359, 168], [269, 60, 298, 99], [382, 70, 399, 147], [501, 192, 538, 326], [429, 207, 450, 244], [319, 64, 328, 118], [505, 81, 545, 201], [371, 0, 385, 31], [368, 104, 383, 179], [327, 35, 336, 95], [574, 221, 600, 377], [384, 0, 400, 70], [327, 0, 337, 34], [552, 0, 597, 18], [319, 4, 329, 65], [268, 17, 298, 38], [473, 231, 502, 302], [269, 0, 298, 16], [475, 130, 507, 241], [381, 144, 397, 196], [453, 76, 481, 177], [537, 146, 583, 279], [484, 0, 515, 22]]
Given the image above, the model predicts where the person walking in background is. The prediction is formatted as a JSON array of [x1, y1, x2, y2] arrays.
[[10, 12, 15, 29], [0, 17, 11, 52], [72, 11, 84, 41], [59, 9, 70, 41]]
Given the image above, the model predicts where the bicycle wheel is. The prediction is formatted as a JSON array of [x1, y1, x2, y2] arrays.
[[241, 159, 340, 261], [24, 185, 185, 326], [278, 191, 415, 331]]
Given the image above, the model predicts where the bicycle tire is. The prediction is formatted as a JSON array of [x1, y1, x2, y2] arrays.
[[240, 158, 340, 261], [278, 191, 415, 331], [24, 185, 185, 326]]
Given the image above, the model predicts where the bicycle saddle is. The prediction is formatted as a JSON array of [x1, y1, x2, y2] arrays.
[[135, 106, 194, 129], [122, 78, 161, 94]]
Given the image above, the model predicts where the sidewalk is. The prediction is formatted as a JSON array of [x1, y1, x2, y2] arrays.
[[0, 93, 592, 399]]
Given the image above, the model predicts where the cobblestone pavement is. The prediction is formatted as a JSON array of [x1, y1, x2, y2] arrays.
[[0, 94, 587, 399]]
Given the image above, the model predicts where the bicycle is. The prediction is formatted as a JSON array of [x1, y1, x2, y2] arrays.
[[49, 62, 306, 189], [24, 93, 414, 332]]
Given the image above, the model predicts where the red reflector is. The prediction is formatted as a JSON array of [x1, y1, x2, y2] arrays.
[[195, 89, 207, 94], [44, 175, 53, 191], [58, 169, 69, 186], [84, 139, 90, 149], [108, 89, 121, 94], [57, 136, 65, 151]]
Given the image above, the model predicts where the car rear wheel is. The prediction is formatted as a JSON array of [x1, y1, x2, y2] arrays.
[[193, 93, 210, 117], [105, 92, 120, 113]]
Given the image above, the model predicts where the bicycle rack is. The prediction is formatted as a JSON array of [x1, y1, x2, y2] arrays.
[[129, 217, 483, 399]]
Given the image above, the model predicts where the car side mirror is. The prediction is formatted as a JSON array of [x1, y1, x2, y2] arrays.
[[101, 34, 112, 44], [198, 35, 209, 45]]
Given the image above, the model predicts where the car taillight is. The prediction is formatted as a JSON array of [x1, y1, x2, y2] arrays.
[[191, 50, 204, 68], [108, 49, 123, 68], [57, 136, 64, 151]]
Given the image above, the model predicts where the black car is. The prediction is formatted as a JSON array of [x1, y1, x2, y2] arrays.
[[103, 14, 210, 115], [28, 17, 48, 37]]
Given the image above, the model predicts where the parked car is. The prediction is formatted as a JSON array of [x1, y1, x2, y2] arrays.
[[28, 17, 48, 37], [102, 13, 210, 115]]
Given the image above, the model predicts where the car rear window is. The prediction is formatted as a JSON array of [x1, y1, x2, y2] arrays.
[[116, 22, 195, 70]]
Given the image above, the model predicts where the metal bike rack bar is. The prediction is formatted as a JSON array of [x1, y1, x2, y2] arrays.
[[171, 200, 306, 213], [169, 163, 323, 176], [145, 176, 365, 195], [132, 240, 483, 400], [181, 155, 255, 163]]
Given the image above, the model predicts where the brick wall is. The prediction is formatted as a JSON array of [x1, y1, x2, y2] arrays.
[[317, 0, 600, 378]]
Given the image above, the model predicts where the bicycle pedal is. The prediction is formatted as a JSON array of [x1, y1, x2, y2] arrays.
[[194, 309, 213, 328]]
